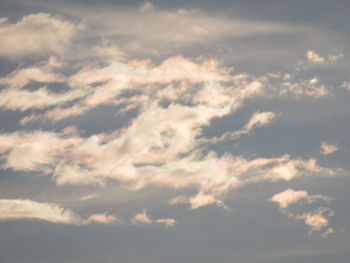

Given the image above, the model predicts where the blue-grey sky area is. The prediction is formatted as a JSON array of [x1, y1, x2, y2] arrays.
[[0, 1, 350, 263]]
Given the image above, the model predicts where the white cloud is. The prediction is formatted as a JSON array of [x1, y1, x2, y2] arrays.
[[155, 218, 177, 227], [207, 111, 277, 144], [0, 126, 336, 213], [0, 57, 65, 89], [170, 192, 229, 210], [20, 56, 231, 121], [266, 158, 332, 181], [0, 199, 119, 225], [47, 3, 297, 58], [68, 56, 229, 88], [0, 11, 343, 230], [14, 49, 336, 125], [0, 131, 81, 172], [54, 163, 104, 186], [280, 78, 330, 99], [270, 189, 309, 209], [0, 87, 88, 111], [0, 13, 82, 58], [243, 111, 278, 132], [270, 189, 332, 209], [86, 213, 120, 224]]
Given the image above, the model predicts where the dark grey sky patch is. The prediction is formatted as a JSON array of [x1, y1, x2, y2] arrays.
[[0, 109, 29, 132]]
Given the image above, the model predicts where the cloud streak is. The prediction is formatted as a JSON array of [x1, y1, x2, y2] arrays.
[[0, 199, 119, 225]]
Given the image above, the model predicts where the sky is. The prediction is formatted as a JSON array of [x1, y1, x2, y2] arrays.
[[0, 0, 350, 262]]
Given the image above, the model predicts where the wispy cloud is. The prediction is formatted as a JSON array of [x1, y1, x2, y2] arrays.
[[0, 199, 119, 225]]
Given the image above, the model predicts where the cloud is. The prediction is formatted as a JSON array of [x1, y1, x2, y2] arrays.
[[341, 81, 350, 91], [295, 50, 342, 71], [0, 57, 64, 89], [270, 189, 309, 209], [20, 56, 231, 121], [0, 13, 82, 58], [170, 192, 229, 210], [296, 207, 335, 236], [206, 111, 277, 144], [320, 141, 338, 155], [0, 126, 335, 213], [306, 50, 326, 64], [270, 189, 335, 237], [54, 163, 104, 186], [12, 49, 336, 124], [45, 3, 297, 58], [132, 209, 152, 224], [132, 209, 176, 227], [265, 158, 332, 181], [0, 56, 89, 111], [297, 209, 332, 231], [243, 112, 278, 132], [155, 218, 177, 227], [280, 77, 330, 99], [86, 213, 120, 224], [0, 44, 338, 220], [0, 12, 344, 231], [68, 56, 229, 88], [0, 131, 81, 172], [77, 193, 98, 201], [0, 199, 119, 224], [0, 87, 88, 111], [270, 189, 332, 209], [139, 2, 155, 12]]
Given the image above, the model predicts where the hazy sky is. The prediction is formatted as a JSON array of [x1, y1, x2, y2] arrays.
[[0, 1, 350, 262]]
